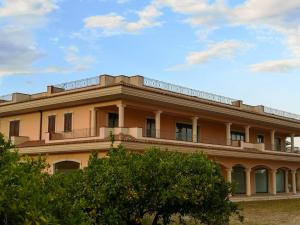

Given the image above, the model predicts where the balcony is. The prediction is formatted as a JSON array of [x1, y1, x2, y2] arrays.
[[42, 126, 300, 156]]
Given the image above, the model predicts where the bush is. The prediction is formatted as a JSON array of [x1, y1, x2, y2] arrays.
[[0, 133, 241, 225]]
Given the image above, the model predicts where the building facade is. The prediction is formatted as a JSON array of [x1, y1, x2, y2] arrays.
[[1, 74, 300, 197]]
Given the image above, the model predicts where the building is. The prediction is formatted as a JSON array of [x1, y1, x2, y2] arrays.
[[1, 74, 300, 197]]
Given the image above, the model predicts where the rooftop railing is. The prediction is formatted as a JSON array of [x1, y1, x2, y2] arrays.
[[53, 76, 100, 91], [144, 77, 300, 121], [144, 77, 236, 105], [264, 106, 300, 121], [0, 94, 12, 102]]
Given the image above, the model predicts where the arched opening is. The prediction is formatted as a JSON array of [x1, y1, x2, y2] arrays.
[[232, 165, 246, 194], [276, 169, 285, 193], [54, 161, 80, 174], [255, 167, 268, 193]]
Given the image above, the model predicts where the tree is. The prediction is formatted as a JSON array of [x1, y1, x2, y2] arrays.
[[74, 144, 241, 225], [0, 133, 56, 225]]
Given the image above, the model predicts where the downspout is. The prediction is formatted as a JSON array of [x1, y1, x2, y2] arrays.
[[39, 110, 43, 140]]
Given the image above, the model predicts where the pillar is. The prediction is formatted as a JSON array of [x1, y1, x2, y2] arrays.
[[245, 125, 250, 143], [226, 168, 232, 183], [285, 170, 289, 193], [226, 123, 232, 146], [117, 104, 125, 128], [192, 117, 198, 143], [271, 169, 277, 195], [291, 134, 295, 152], [90, 108, 97, 136], [292, 170, 297, 194], [246, 168, 251, 196], [271, 129, 275, 151], [155, 111, 162, 139]]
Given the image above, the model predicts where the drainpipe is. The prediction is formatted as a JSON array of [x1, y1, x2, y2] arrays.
[[39, 111, 43, 140]]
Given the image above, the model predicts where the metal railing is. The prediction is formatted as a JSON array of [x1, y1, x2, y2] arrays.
[[0, 94, 12, 102], [264, 106, 300, 121], [50, 128, 97, 140], [53, 76, 100, 91], [144, 77, 236, 105]]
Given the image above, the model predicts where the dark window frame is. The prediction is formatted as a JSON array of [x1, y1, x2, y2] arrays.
[[64, 113, 73, 132], [257, 134, 264, 144], [48, 115, 56, 133], [176, 123, 193, 142], [9, 120, 20, 138], [146, 118, 156, 138], [231, 131, 245, 142], [108, 113, 119, 128]]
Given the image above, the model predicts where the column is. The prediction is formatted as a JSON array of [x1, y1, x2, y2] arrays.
[[271, 129, 275, 151], [246, 168, 251, 196], [285, 170, 289, 193], [117, 104, 126, 128], [192, 117, 198, 143], [226, 168, 232, 183], [245, 125, 250, 143], [291, 134, 295, 152], [155, 111, 162, 139], [292, 170, 297, 194], [271, 169, 277, 195], [90, 108, 97, 136], [226, 123, 232, 146]]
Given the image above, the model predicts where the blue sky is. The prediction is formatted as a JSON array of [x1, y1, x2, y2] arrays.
[[1, 0, 300, 115]]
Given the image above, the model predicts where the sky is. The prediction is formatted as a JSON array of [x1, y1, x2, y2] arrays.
[[0, 0, 300, 117]]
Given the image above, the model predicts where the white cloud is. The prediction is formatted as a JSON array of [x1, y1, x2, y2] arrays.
[[186, 40, 246, 65], [125, 4, 162, 32], [62, 45, 96, 71], [166, 40, 248, 71], [153, 0, 300, 73], [84, 13, 125, 30], [0, 0, 58, 17], [250, 59, 300, 73], [83, 3, 162, 35]]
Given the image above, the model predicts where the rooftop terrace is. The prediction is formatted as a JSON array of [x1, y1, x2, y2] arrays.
[[0, 74, 299, 122]]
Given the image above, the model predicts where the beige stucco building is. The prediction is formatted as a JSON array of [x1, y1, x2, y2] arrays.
[[1, 74, 300, 197]]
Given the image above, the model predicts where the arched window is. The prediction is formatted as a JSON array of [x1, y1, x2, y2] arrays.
[[276, 169, 285, 193], [255, 168, 268, 193], [54, 161, 80, 174], [232, 166, 246, 194]]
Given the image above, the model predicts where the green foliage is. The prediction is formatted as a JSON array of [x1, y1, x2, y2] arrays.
[[0, 133, 55, 224], [0, 133, 240, 225]]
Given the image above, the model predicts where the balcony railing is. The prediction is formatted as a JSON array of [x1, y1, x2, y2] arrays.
[[53, 76, 100, 91], [144, 77, 236, 105], [50, 128, 97, 140], [264, 106, 300, 121]]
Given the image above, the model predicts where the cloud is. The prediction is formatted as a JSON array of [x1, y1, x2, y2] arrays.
[[250, 59, 300, 73], [0, 0, 91, 77], [154, 0, 300, 73], [62, 45, 96, 71], [83, 3, 162, 35], [84, 13, 125, 30], [166, 40, 249, 71], [0, 0, 58, 17]]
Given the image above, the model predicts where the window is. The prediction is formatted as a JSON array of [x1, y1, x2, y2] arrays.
[[176, 123, 192, 142], [48, 115, 56, 133], [257, 134, 264, 144], [275, 138, 282, 151], [108, 113, 118, 128], [255, 168, 268, 193], [54, 161, 80, 174], [9, 120, 20, 138], [64, 113, 72, 132], [146, 118, 156, 138], [231, 131, 245, 142]]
